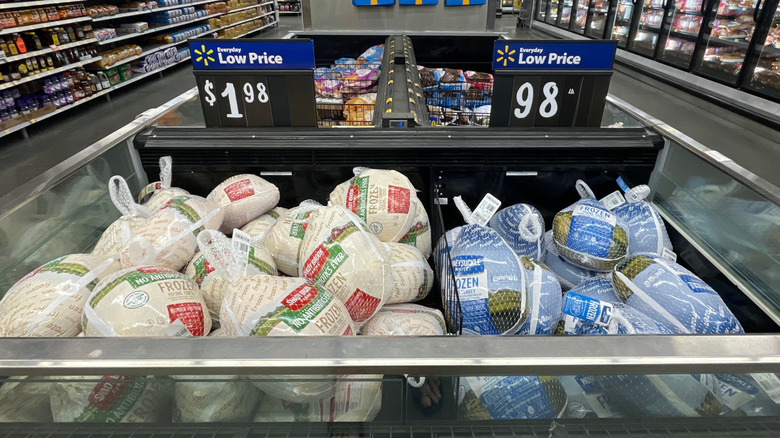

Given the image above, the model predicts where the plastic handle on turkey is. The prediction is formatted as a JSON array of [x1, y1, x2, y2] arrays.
[[753, 0, 763, 24]]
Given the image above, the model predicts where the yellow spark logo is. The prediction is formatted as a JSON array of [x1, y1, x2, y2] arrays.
[[496, 45, 516, 67], [193, 45, 215, 66]]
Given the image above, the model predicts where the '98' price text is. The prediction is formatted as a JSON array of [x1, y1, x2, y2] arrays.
[[514, 81, 559, 120]]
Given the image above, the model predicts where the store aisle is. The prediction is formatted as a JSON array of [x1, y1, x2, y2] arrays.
[[0, 17, 302, 200]]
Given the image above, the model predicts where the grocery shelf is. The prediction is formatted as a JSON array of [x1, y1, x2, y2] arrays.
[[279, 11, 301, 14], [0, 56, 102, 91], [261, 1, 276, 6], [92, 0, 222, 22], [97, 15, 215, 46], [0, 38, 97, 65], [639, 23, 661, 31], [226, 4, 264, 14], [90, 42, 181, 71], [0, 16, 92, 36], [111, 55, 191, 92], [210, 10, 276, 33], [671, 28, 700, 39], [679, 8, 703, 15], [0, 87, 112, 138], [0, 0, 82, 10], [230, 19, 277, 39]]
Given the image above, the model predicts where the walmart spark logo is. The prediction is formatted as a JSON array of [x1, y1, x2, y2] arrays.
[[496, 45, 516, 67], [193, 45, 215, 66]]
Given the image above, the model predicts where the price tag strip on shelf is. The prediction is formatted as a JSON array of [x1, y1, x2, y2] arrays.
[[489, 40, 617, 128], [190, 39, 317, 127]]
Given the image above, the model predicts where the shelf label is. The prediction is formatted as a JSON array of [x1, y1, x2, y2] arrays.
[[493, 41, 616, 71], [353, 0, 395, 5], [399, 0, 438, 4], [189, 39, 314, 70]]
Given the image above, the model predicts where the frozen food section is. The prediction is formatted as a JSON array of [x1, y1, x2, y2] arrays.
[[1, 34, 780, 437]]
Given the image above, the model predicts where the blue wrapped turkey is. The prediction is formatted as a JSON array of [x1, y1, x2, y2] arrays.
[[458, 376, 567, 420], [542, 231, 601, 290], [609, 184, 673, 257], [515, 258, 562, 335], [612, 255, 743, 334], [447, 225, 528, 335], [488, 203, 545, 259]]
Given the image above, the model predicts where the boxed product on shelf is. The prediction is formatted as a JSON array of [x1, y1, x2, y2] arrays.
[[148, 9, 208, 26], [86, 5, 120, 18], [117, 22, 149, 33], [119, 1, 160, 12], [94, 45, 142, 68], [93, 27, 117, 41], [152, 24, 211, 44], [118, 63, 132, 81]]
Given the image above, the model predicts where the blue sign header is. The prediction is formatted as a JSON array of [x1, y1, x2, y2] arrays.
[[189, 40, 315, 70], [493, 41, 616, 71]]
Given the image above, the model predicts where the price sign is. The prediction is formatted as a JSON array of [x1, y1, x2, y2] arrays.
[[489, 40, 617, 128], [190, 39, 317, 128]]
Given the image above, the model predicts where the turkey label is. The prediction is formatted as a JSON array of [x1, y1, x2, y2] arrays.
[[465, 376, 556, 420], [452, 255, 494, 334], [567, 204, 617, 258]]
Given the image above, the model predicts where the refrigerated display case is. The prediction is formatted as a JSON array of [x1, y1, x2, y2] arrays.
[[557, 0, 576, 26], [572, 0, 592, 32], [655, 0, 706, 68], [547, 0, 562, 23], [587, 0, 614, 37], [741, 2, 780, 100], [611, 0, 638, 46], [2, 34, 780, 435], [627, 0, 667, 56], [537, 0, 550, 20]]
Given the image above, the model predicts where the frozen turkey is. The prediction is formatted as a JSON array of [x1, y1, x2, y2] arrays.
[[515, 257, 562, 335], [398, 197, 432, 258], [447, 224, 528, 335], [385, 242, 433, 304], [120, 195, 224, 271], [0, 377, 53, 422], [459, 376, 567, 420], [82, 266, 211, 337], [609, 184, 673, 257], [208, 174, 280, 234], [553, 196, 628, 271], [612, 255, 743, 334], [141, 156, 190, 212], [240, 206, 288, 242], [595, 374, 722, 418], [50, 375, 173, 423], [253, 376, 383, 422], [331, 168, 418, 243], [299, 205, 392, 324], [173, 376, 261, 423], [0, 254, 121, 337], [92, 176, 153, 257], [265, 201, 321, 276], [542, 230, 601, 290], [360, 304, 446, 336], [185, 234, 276, 327], [488, 203, 545, 259], [219, 276, 354, 403]]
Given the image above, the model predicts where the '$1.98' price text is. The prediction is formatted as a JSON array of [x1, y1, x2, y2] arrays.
[[203, 79, 269, 119]]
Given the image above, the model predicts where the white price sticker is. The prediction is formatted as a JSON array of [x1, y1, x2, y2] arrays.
[[469, 193, 502, 226], [232, 229, 252, 277], [600, 191, 626, 210], [751, 373, 780, 404], [165, 319, 193, 337], [662, 247, 677, 262]]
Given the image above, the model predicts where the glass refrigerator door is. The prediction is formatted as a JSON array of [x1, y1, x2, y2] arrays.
[[629, 0, 667, 55], [742, 4, 780, 100], [537, 0, 549, 20], [693, 0, 762, 84], [559, 0, 576, 26], [612, 0, 638, 46], [547, 0, 562, 23], [587, 0, 612, 36], [657, 0, 706, 68], [573, 0, 592, 32]]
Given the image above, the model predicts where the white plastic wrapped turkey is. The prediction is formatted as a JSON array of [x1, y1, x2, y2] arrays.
[[0, 254, 121, 337], [208, 174, 280, 234], [385, 242, 433, 304], [360, 303, 446, 336], [299, 205, 392, 324], [92, 176, 153, 257], [173, 375, 262, 423], [398, 197, 432, 258], [265, 201, 321, 276], [140, 156, 190, 212], [329, 167, 419, 243], [240, 206, 288, 242], [488, 203, 545, 259]]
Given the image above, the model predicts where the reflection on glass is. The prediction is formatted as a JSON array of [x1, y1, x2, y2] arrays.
[[612, 0, 636, 46], [746, 7, 780, 100], [658, 0, 705, 67], [559, 0, 575, 26], [587, 0, 611, 37], [537, 0, 548, 20], [573, 0, 591, 32], [547, 0, 561, 23], [631, 0, 665, 55]]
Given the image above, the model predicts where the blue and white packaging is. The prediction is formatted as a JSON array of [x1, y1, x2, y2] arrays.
[[612, 255, 743, 334], [542, 230, 601, 290], [606, 179, 673, 257], [560, 375, 621, 419], [448, 225, 527, 335], [458, 376, 567, 420], [564, 300, 679, 335], [515, 258, 562, 335], [567, 276, 619, 303], [488, 203, 545, 259]]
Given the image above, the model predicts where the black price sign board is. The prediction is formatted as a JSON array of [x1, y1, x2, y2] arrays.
[[489, 40, 617, 128], [190, 39, 317, 127]]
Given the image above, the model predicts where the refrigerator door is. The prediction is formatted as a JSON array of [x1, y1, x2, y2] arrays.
[[547, 0, 562, 23], [587, 0, 613, 36], [559, 0, 576, 26], [741, 3, 780, 100], [537, 0, 549, 20], [629, 0, 667, 56], [573, 0, 592, 31], [612, 0, 638, 46], [657, 0, 707, 68], [692, 0, 763, 85]]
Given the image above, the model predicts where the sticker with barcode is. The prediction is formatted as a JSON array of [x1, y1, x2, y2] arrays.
[[751, 373, 780, 404], [703, 150, 732, 163], [662, 248, 677, 262], [469, 193, 501, 227], [563, 292, 614, 326], [137, 181, 162, 204], [165, 319, 193, 337], [600, 191, 626, 210], [232, 229, 252, 276]]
